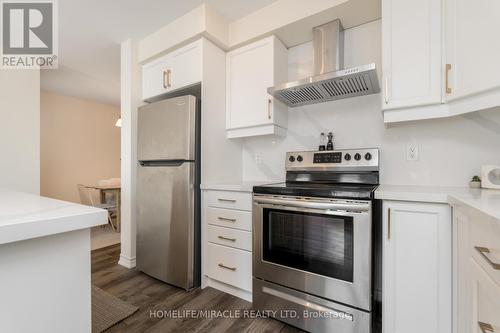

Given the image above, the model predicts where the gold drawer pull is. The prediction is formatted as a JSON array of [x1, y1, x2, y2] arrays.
[[218, 235, 236, 242], [217, 217, 236, 222], [218, 263, 237, 271], [479, 321, 495, 333], [475, 246, 500, 270], [218, 198, 236, 203]]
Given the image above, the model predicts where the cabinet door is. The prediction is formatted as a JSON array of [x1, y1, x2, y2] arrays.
[[142, 56, 171, 100], [383, 201, 452, 333], [170, 41, 202, 91], [445, 0, 500, 101], [469, 259, 500, 333], [382, 0, 443, 110], [226, 37, 277, 129]]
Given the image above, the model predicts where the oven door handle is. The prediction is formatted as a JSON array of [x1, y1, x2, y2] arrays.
[[253, 197, 370, 212]]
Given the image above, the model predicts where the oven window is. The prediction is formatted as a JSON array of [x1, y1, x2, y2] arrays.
[[263, 208, 354, 282]]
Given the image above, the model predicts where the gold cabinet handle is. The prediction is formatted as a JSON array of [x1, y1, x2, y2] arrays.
[[384, 77, 389, 104], [445, 64, 452, 94], [268, 98, 272, 120], [218, 198, 236, 203], [218, 235, 236, 242], [217, 216, 236, 222], [479, 321, 495, 333], [387, 208, 391, 240], [475, 246, 500, 270], [218, 263, 237, 271], [163, 70, 168, 89], [166, 69, 172, 88]]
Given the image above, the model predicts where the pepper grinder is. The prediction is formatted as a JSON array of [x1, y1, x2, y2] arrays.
[[318, 132, 326, 151], [326, 132, 334, 151]]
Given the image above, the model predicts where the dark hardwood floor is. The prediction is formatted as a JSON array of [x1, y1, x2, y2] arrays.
[[92, 244, 304, 333]]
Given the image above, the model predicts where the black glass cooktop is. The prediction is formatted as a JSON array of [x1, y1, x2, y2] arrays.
[[253, 182, 379, 200]]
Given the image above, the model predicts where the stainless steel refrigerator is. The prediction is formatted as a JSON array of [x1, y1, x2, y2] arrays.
[[136, 95, 200, 290]]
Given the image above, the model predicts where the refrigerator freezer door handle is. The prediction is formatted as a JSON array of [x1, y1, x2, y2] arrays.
[[138, 160, 191, 167]]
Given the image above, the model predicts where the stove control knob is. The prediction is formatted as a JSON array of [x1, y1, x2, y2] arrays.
[[354, 153, 362, 161], [297, 155, 303, 162], [365, 152, 372, 161], [289, 156, 295, 162], [344, 153, 352, 161]]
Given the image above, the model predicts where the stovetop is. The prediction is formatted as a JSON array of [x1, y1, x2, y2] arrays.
[[253, 148, 380, 199], [253, 182, 379, 200]]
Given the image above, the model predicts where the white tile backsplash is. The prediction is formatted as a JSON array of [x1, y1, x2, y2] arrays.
[[242, 20, 500, 186]]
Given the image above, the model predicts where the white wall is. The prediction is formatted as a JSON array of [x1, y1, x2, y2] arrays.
[[0, 70, 40, 194], [40, 91, 121, 203], [119, 39, 141, 269], [242, 20, 500, 186]]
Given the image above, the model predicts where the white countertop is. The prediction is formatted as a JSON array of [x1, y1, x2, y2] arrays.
[[448, 189, 500, 221], [375, 185, 500, 221], [201, 180, 282, 192], [0, 190, 108, 245]]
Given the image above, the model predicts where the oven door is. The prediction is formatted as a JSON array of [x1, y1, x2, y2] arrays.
[[253, 194, 372, 311]]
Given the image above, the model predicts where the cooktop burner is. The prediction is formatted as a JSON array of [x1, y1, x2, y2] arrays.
[[253, 148, 380, 200], [253, 182, 379, 199]]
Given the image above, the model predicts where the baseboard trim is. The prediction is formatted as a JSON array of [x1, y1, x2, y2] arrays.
[[118, 254, 136, 269], [205, 277, 252, 302]]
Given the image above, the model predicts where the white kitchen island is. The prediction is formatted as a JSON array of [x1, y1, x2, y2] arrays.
[[0, 190, 107, 333]]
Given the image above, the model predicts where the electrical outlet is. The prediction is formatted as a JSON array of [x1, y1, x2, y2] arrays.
[[407, 145, 419, 161]]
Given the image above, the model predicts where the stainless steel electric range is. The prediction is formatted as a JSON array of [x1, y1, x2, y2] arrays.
[[252, 148, 382, 333]]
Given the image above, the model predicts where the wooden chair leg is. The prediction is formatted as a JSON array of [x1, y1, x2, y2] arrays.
[[108, 212, 117, 232]]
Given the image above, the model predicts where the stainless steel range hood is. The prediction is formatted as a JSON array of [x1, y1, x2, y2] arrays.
[[268, 20, 380, 108]]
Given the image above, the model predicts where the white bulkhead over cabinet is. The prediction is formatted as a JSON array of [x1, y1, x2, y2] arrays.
[[226, 36, 288, 138]]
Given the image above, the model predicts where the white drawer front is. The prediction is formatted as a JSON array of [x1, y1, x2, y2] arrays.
[[206, 190, 252, 211], [469, 214, 500, 286], [207, 225, 252, 251], [472, 259, 500, 333], [207, 243, 251, 292], [207, 207, 252, 231]]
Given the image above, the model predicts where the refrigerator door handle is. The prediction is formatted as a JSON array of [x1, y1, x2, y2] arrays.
[[138, 160, 192, 167]]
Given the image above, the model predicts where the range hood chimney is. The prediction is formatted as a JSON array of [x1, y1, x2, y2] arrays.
[[268, 19, 380, 107]]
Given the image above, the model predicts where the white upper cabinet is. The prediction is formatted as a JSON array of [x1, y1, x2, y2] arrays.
[[226, 36, 288, 139], [444, 0, 500, 101], [381, 0, 443, 110], [169, 42, 202, 92], [142, 40, 202, 101], [382, 0, 500, 123], [142, 56, 170, 101], [382, 200, 452, 333]]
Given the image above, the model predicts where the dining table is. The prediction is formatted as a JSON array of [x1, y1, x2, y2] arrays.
[[84, 184, 121, 232]]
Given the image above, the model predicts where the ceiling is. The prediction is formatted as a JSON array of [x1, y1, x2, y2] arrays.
[[41, 0, 277, 106]]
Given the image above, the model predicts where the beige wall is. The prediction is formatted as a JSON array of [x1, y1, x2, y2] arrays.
[[0, 69, 40, 194], [41, 91, 120, 203]]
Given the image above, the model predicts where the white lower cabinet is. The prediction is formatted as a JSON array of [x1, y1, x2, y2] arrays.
[[202, 189, 253, 301], [453, 204, 500, 333], [206, 243, 252, 292], [470, 259, 500, 333], [382, 200, 452, 333]]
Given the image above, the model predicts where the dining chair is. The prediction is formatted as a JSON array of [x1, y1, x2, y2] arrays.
[[77, 184, 118, 231]]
